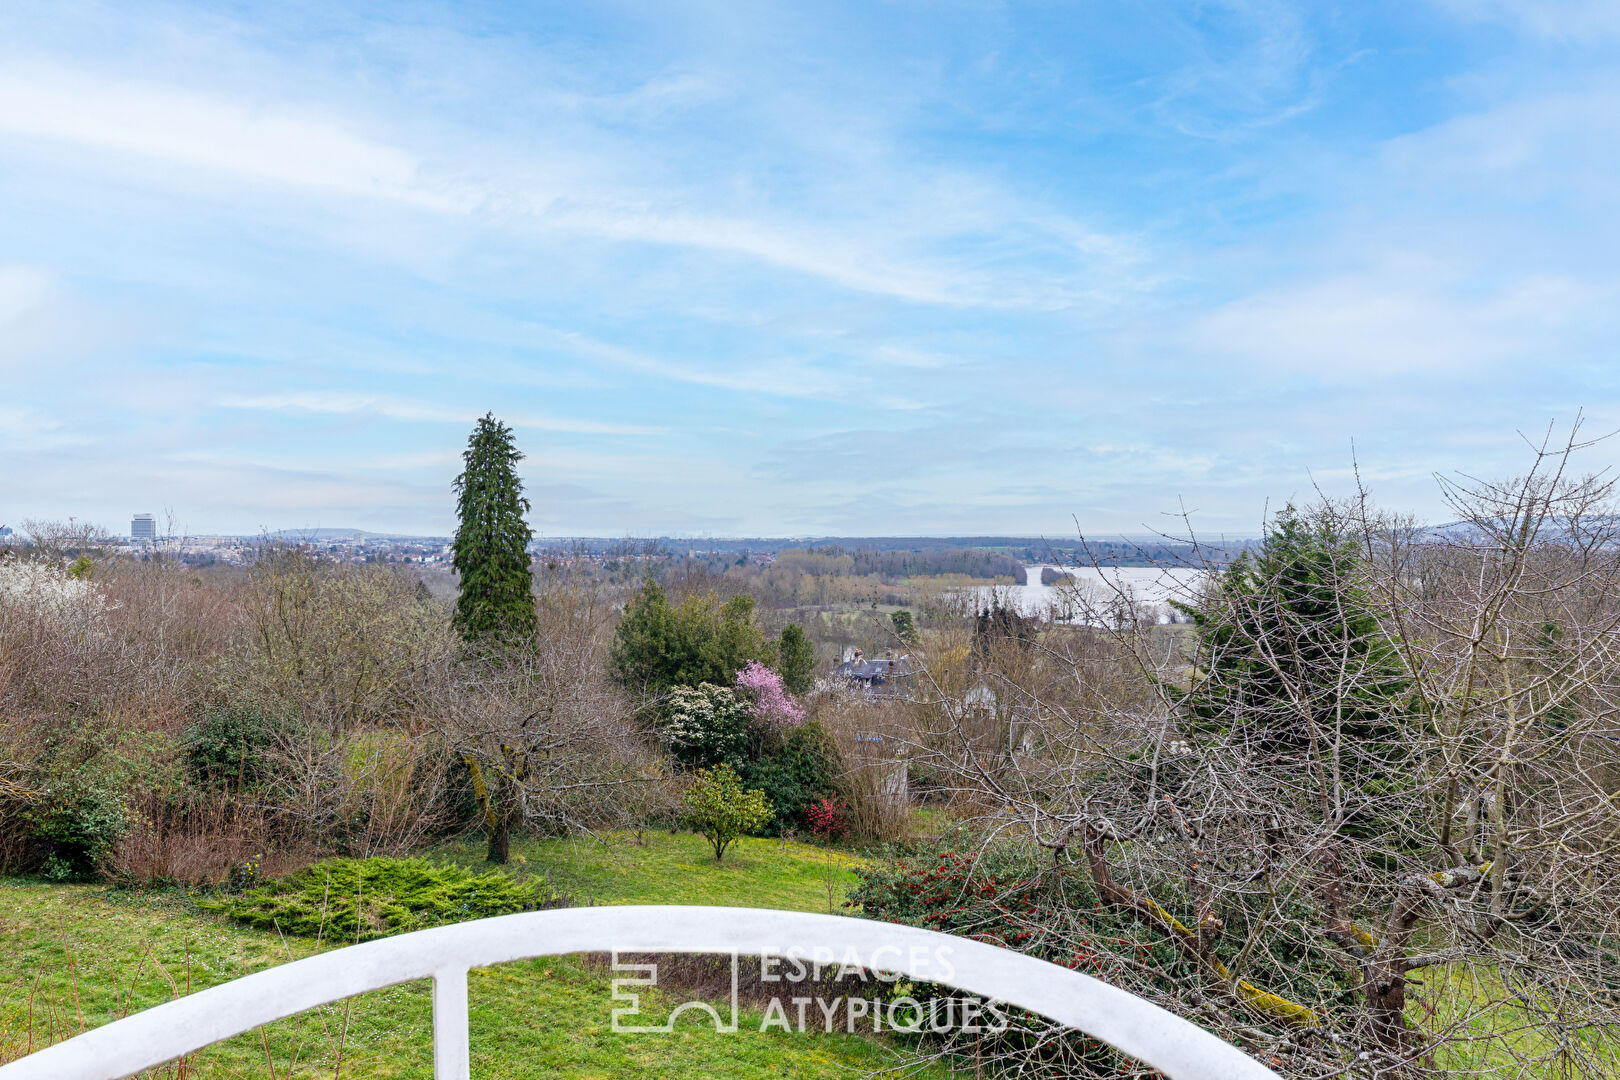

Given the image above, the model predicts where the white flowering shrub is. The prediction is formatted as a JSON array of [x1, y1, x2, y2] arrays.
[[660, 683, 751, 770], [0, 557, 114, 643]]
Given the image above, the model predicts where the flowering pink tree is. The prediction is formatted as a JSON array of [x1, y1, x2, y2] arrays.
[[733, 660, 804, 730]]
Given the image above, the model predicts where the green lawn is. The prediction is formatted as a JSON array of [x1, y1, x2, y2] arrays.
[[431, 830, 865, 913], [1411, 962, 1620, 1079], [0, 836, 943, 1079]]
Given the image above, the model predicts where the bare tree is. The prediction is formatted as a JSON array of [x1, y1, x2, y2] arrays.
[[883, 430, 1620, 1079], [444, 579, 671, 863]]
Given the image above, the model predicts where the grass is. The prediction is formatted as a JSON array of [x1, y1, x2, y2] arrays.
[[1410, 962, 1620, 1079], [431, 830, 866, 914], [0, 835, 944, 1078]]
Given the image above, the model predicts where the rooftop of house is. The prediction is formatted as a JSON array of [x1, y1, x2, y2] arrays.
[[832, 650, 913, 681]]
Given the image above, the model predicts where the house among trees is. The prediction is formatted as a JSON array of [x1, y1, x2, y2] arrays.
[[832, 648, 914, 698]]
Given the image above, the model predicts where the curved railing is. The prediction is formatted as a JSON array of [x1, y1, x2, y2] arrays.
[[0, 906, 1280, 1080]]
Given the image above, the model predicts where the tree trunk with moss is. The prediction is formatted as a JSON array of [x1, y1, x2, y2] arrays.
[[464, 754, 519, 865]]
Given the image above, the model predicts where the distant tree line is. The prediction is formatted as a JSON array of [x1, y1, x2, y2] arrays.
[[796, 546, 1026, 583]]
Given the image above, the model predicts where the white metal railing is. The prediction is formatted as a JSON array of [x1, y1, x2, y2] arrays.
[[0, 905, 1282, 1080]]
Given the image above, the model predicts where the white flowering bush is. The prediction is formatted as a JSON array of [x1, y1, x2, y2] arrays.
[[660, 683, 751, 770], [0, 557, 114, 643]]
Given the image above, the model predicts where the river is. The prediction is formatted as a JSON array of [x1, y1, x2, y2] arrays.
[[968, 565, 1207, 624]]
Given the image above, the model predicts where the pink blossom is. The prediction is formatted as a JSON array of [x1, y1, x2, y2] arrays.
[[734, 660, 805, 730]]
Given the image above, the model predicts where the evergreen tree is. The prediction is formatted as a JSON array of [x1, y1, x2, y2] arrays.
[[611, 580, 678, 691], [777, 622, 816, 694], [889, 609, 916, 646], [610, 581, 773, 694], [451, 414, 535, 642], [1175, 506, 1413, 840], [1179, 507, 1408, 744]]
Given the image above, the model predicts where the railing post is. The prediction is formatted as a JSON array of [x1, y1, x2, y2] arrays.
[[433, 964, 470, 1080]]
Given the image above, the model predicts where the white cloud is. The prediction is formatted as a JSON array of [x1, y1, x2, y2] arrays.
[[548, 205, 1019, 308], [0, 403, 76, 451], [0, 64, 469, 211], [1380, 83, 1620, 200], [217, 392, 664, 435], [0, 54, 1138, 310], [1431, 0, 1620, 42], [0, 265, 51, 326], [1189, 269, 1605, 378]]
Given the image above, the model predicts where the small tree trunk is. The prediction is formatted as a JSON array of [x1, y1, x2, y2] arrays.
[[487, 818, 510, 864], [1363, 862, 1492, 1058]]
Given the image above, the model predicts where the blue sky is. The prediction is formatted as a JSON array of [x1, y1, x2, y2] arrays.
[[2, 0, 1617, 538]]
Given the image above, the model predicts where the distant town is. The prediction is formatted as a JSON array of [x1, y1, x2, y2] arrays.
[[0, 513, 455, 568], [0, 513, 1234, 573]]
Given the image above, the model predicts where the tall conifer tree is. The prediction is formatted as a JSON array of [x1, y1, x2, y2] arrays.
[[452, 414, 535, 642]]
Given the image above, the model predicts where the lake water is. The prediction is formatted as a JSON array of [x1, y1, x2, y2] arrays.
[[968, 565, 1207, 624]]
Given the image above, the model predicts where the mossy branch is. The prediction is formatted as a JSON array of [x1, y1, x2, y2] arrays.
[[1082, 823, 1321, 1028]]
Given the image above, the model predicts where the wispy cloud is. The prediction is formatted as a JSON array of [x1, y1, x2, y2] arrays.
[[0, 264, 52, 325], [0, 56, 1132, 310], [1431, 0, 1620, 42], [1188, 270, 1609, 378], [217, 392, 665, 436], [4, 1, 1618, 534], [0, 64, 463, 210]]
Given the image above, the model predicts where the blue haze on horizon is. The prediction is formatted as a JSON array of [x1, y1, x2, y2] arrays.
[[2, 1, 1618, 539]]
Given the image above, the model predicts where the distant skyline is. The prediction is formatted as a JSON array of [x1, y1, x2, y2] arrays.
[[3, 1, 1618, 538]]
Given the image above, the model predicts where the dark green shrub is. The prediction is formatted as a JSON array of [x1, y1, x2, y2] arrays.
[[184, 703, 299, 790], [24, 778, 130, 880], [199, 856, 571, 941], [611, 582, 774, 695], [741, 721, 840, 836]]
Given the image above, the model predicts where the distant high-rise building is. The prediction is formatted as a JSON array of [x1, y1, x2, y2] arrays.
[[131, 513, 157, 542]]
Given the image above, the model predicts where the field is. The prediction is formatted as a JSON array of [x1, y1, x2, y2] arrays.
[[0, 833, 944, 1079]]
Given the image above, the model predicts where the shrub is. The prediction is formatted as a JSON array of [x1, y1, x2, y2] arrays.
[[199, 856, 570, 941], [740, 721, 840, 836], [104, 791, 276, 889], [850, 840, 1351, 1077], [733, 660, 803, 730], [849, 843, 1165, 1076], [0, 557, 113, 643], [661, 683, 751, 770], [682, 764, 771, 862], [611, 583, 774, 695], [815, 696, 912, 844], [184, 703, 298, 790], [804, 795, 848, 840], [233, 548, 452, 729], [24, 778, 130, 880]]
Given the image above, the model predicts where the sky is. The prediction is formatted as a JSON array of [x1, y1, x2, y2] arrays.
[[2, 0, 1618, 539]]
